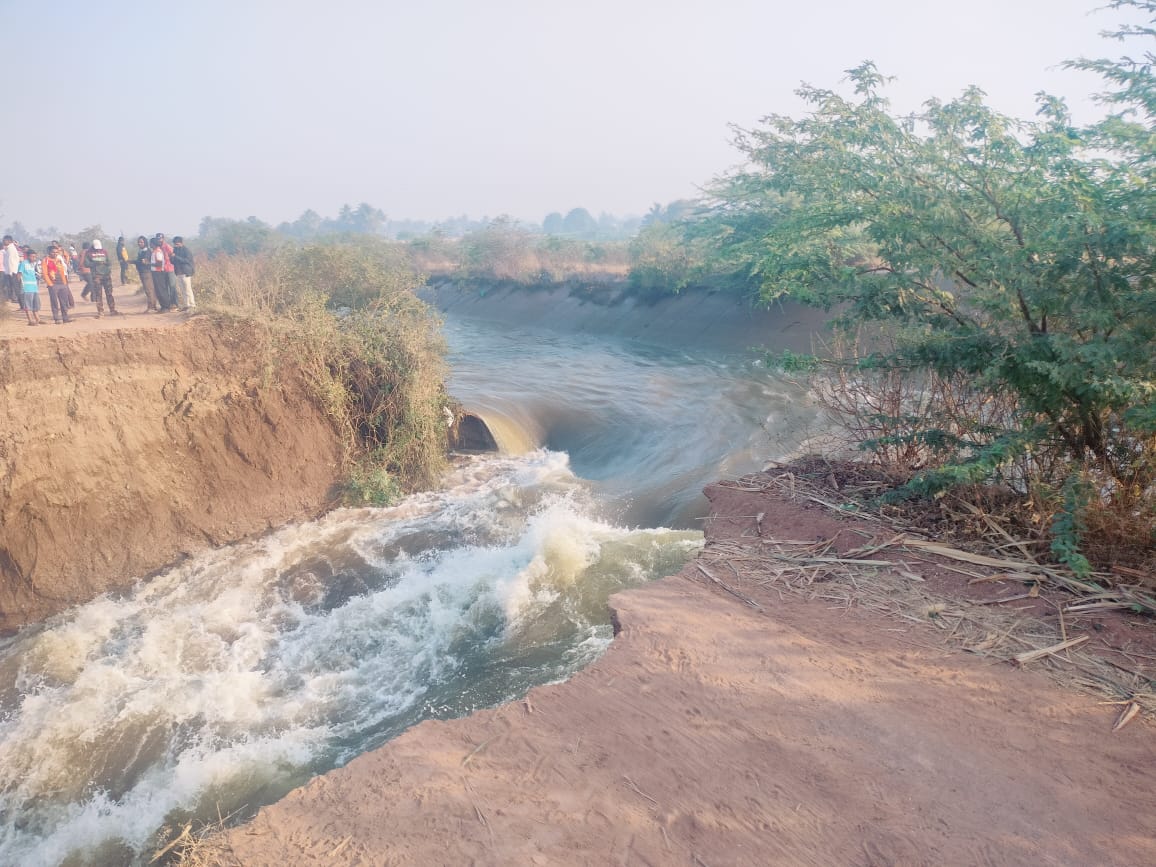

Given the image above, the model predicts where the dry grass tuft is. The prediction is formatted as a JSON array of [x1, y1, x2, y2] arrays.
[[760, 456, 1156, 588], [151, 810, 239, 866]]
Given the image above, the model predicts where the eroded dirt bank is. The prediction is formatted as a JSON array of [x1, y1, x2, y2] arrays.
[[0, 318, 343, 632], [213, 482, 1156, 867]]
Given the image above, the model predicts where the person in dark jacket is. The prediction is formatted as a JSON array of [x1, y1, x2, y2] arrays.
[[78, 241, 92, 300], [134, 235, 159, 311], [170, 236, 196, 311], [85, 239, 118, 317]]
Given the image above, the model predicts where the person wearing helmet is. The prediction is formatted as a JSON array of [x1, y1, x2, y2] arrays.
[[85, 239, 118, 317]]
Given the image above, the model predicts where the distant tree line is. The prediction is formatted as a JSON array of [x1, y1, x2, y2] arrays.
[[3, 201, 709, 292], [187, 203, 648, 256]]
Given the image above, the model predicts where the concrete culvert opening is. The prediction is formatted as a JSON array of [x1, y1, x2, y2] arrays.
[[451, 412, 499, 453]]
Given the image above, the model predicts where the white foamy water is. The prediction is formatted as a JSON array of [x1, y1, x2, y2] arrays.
[[0, 451, 700, 866], [0, 314, 817, 865]]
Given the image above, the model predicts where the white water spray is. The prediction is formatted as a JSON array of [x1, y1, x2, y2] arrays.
[[0, 451, 699, 865]]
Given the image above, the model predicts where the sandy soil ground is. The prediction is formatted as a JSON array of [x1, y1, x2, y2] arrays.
[[2, 275, 189, 338], [0, 290, 344, 631], [211, 483, 1156, 867]]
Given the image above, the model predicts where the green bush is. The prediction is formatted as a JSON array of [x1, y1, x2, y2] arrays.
[[344, 452, 404, 507], [722, 4, 1156, 573]]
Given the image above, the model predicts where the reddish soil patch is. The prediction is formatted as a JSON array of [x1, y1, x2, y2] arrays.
[[0, 295, 343, 631], [210, 480, 1156, 867]]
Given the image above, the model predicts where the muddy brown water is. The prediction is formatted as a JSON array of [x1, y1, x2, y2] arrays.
[[0, 291, 824, 865]]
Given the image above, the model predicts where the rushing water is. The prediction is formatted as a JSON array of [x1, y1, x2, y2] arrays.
[[0, 315, 816, 866]]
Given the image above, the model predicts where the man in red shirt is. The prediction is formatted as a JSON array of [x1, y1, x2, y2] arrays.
[[43, 244, 74, 324]]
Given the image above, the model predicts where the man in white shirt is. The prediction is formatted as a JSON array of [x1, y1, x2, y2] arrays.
[[2, 236, 23, 308]]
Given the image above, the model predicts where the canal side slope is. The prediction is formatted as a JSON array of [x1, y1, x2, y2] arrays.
[[419, 280, 829, 353], [0, 318, 343, 632]]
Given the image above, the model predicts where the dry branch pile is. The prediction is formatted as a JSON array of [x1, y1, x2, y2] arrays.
[[698, 468, 1156, 730]]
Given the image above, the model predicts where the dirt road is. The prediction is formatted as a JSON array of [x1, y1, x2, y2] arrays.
[[1, 276, 189, 340]]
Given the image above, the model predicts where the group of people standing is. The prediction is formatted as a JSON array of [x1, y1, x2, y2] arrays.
[[0, 233, 197, 327], [131, 233, 197, 315]]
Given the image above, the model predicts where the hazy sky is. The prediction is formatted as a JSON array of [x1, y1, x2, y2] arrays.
[[0, 0, 1143, 237]]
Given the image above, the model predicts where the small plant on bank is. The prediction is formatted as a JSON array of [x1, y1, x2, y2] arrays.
[[344, 450, 404, 506]]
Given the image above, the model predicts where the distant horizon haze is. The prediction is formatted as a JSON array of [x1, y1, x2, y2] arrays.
[[0, 0, 1146, 238]]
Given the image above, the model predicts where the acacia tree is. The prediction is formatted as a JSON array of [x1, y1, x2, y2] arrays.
[[708, 2, 1156, 570]]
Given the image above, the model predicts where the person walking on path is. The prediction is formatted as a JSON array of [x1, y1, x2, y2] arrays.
[[134, 235, 158, 311], [17, 249, 42, 325], [2, 235, 23, 308], [43, 244, 74, 323], [171, 236, 196, 311], [77, 241, 93, 301], [116, 236, 130, 285], [85, 239, 118, 317]]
